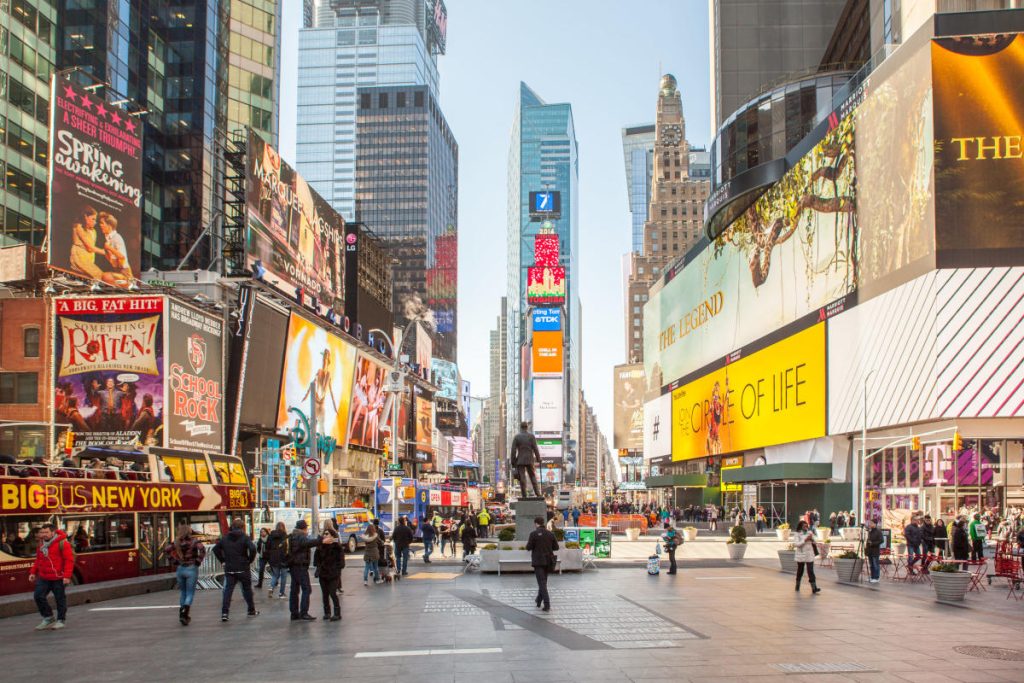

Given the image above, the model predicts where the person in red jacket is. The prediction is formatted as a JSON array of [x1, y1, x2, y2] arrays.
[[28, 523, 75, 630]]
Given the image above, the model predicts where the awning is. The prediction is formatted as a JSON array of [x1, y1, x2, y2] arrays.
[[645, 473, 708, 488], [720, 462, 832, 484]]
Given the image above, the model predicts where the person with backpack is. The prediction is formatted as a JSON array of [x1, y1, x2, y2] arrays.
[[661, 524, 681, 575], [287, 519, 322, 621], [28, 523, 74, 630], [313, 527, 344, 622], [420, 515, 436, 563], [391, 516, 414, 577], [265, 522, 289, 598], [212, 518, 259, 622], [164, 521, 206, 626]]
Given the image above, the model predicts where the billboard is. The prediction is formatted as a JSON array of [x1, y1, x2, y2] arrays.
[[427, 228, 457, 336], [527, 266, 566, 305], [613, 363, 645, 451], [166, 300, 223, 452], [670, 323, 826, 460], [415, 395, 434, 461], [236, 296, 288, 431], [532, 378, 563, 434], [276, 314, 357, 446], [932, 34, 1024, 267], [643, 392, 672, 459], [348, 354, 391, 452], [644, 115, 856, 392], [539, 466, 562, 485], [529, 191, 562, 219], [532, 330, 563, 375], [245, 132, 344, 316], [538, 439, 562, 464], [47, 78, 143, 287], [53, 297, 163, 447], [431, 358, 459, 401], [531, 307, 561, 331]]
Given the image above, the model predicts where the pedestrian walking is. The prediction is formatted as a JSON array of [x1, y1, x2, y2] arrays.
[[922, 515, 936, 554], [212, 518, 259, 622], [478, 507, 491, 539], [362, 524, 381, 586], [254, 528, 269, 589], [709, 506, 718, 531], [952, 517, 971, 569], [864, 519, 883, 583], [933, 516, 948, 557], [460, 515, 478, 560], [571, 506, 581, 527], [313, 527, 344, 622], [439, 517, 452, 557], [421, 515, 436, 563], [526, 516, 558, 611], [265, 522, 289, 598], [662, 523, 681, 575], [165, 521, 206, 625], [392, 516, 414, 576], [793, 520, 820, 594], [969, 513, 986, 560], [286, 520, 322, 621], [28, 523, 74, 630]]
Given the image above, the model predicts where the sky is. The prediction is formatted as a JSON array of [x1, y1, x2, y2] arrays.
[[279, 0, 711, 445]]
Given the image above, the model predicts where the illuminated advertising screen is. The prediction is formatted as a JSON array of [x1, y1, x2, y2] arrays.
[[53, 297, 164, 447], [613, 363, 644, 451], [529, 191, 562, 219], [47, 78, 143, 287], [670, 323, 826, 460], [643, 392, 672, 459], [532, 330, 563, 375], [538, 439, 562, 464], [348, 354, 391, 452], [431, 358, 459, 400], [932, 34, 1024, 266], [532, 378, 563, 434], [531, 307, 561, 331], [527, 266, 566, 305], [166, 300, 224, 452], [426, 228, 457, 334], [276, 314, 357, 446], [534, 233, 560, 266], [540, 466, 562, 485], [415, 396, 434, 460], [245, 132, 344, 316]]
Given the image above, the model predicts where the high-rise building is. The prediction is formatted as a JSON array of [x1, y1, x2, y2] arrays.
[[506, 82, 581, 471], [480, 297, 508, 485], [708, 0, 848, 129], [296, 0, 446, 220], [354, 83, 457, 360], [624, 75, 710, 363], [224, 1, 282, 148], [621, 125, 655, 254], [0, 0, 56, 247]]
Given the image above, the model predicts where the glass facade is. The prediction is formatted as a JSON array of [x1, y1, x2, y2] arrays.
[[506, 82, 581, 456], [355, 84, 458, 361], [0, 0, 57, 247], [621, 125, 654, 254], [224, 0, 281, 147]]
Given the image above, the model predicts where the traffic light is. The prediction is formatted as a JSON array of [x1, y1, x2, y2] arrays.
[[317, 478, 328, 494], [952, 431, 963, 451], [63, 430, 75, 454], [911, 436, 921, 451]]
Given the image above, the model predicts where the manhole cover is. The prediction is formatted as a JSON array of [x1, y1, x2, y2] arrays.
[[773, 663, 876, 675], [955, 646, 1024, 661]]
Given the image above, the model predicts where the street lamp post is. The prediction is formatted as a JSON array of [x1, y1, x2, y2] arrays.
[[308, 379, 319, 533]]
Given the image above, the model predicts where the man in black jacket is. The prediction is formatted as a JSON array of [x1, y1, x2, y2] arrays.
[[391, 516, 414, 577], [510, 422, 542, 498], [526, 516, 558, 611], [904, 517, 923, 574], [864, 519, 884, 583], [287, 520, 322, 621], [212, 518, 259, 621]]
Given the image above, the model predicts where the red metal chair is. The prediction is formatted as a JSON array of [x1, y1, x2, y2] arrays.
[[966, 560, 988, 592]]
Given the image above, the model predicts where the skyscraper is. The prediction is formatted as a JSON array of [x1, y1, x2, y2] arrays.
[[506, 82, 581, 472], [224, 1, 282, 148], [621, 125, 656, 254], [480, 297, 508, 484]]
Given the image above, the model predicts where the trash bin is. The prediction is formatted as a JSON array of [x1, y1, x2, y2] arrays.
[[563, 527, 580, 543], [595, 528, 612, 558]]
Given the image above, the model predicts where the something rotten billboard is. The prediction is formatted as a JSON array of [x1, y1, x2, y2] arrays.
[[166, 300, 224, 452], [53, 297, 164, 447], [245, 132, 344, 317], [47, 78, 143, 287]]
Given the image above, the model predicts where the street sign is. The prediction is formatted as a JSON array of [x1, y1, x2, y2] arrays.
[[385, 465, 405, 476], [303, 457, 321, 477]]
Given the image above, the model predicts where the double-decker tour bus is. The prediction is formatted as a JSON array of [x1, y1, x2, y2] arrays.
[[0, 445, 252, 595], [374, 478, 470, 533]]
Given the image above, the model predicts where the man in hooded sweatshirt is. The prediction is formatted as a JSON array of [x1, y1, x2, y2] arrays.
[[28, 523, 75, 630], [213, 518, 259, 622]]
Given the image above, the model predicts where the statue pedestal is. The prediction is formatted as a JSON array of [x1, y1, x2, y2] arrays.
[[514, 497, 548, 541]]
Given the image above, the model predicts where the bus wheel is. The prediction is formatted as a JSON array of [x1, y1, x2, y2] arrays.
[[348, 536, 358, 554]]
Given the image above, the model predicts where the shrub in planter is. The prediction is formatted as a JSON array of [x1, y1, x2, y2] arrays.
[[482, 544, 497, 551], [682, 526, 698, 541], [834, 550, 863, 584], [564, 541, 580, 549], [930, 562, 972, 603], [554, 527, 565, 541], [776, 523, 792, 541], [728, 525, 747, 544], [777, 548, 797, 573], [498, 527, 516, 542], [727, 526, 748, 559]]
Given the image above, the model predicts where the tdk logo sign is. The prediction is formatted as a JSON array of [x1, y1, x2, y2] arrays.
[[532, 307, 561, 331]]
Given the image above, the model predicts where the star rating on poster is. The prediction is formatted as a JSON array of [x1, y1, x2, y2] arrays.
[[60, 79, 142, 139]]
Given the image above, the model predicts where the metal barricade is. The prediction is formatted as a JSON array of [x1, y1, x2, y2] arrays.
[[197, 552, 224, 590]]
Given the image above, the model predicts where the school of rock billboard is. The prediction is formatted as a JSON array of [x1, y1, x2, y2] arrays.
[[47, 78, 143, 287], [53, 297, 164, 447], [245, 131, 345, 317], [166, 300, 224, 452]]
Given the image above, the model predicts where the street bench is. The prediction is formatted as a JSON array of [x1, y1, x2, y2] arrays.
[[498, 557, 561, 575]]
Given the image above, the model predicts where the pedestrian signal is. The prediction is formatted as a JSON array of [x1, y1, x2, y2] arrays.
[[952, 431, 963, 451]]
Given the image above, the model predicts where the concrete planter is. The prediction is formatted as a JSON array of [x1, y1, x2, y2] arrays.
[[682, 528, 698, 542], [480, 549, 530, 573], [816, 528, 831, 541], [835, 558, 863, 584], [776, 528, 792, 542], [777, 549, 797, 574], [625, 527, 641, 542], [556, 548, 583, 571], [727, 542, 747, 560], [931, 571, 972, 604], [841, 528, 863, 541]]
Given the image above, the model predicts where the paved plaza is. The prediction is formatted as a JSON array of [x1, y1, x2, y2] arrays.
[[2, 554, 1023, 683]]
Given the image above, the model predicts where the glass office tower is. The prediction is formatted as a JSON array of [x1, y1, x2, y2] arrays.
[[621, 125, 655, 254]]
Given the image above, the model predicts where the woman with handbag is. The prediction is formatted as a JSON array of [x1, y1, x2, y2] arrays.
[[314, 527, 344, 621], [793, 520, 821, 594], [661, 524, 681, 575]]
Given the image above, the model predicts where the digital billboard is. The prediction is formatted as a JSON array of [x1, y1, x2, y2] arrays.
[[53, 297, 164, 447], [932, 34, 1024, 267], [415, 395, 434, 461], [531, 307, 561, 331], [431, 358, 459, 401], [245, 132, 344, 317], [527, 266, 566, 305], [613, 363, 644, 451], [670, 323, 826, 460], [235, 296, 288, 432], [533, 233, 560, 266], [532, 378, 563, 434], [348, 353, 391, 452], [643, 392, 672, 459], [644, 115, 856, 392], [538, 439, 562, 464], [47, 78, 143, 287], [529, 191, 562, 219], [426, 228, 457, 335], [166, 300, 224, 453], [276, 314, 357, 446], [539, 466, 562, 485], [532, 330, 563, 375]]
